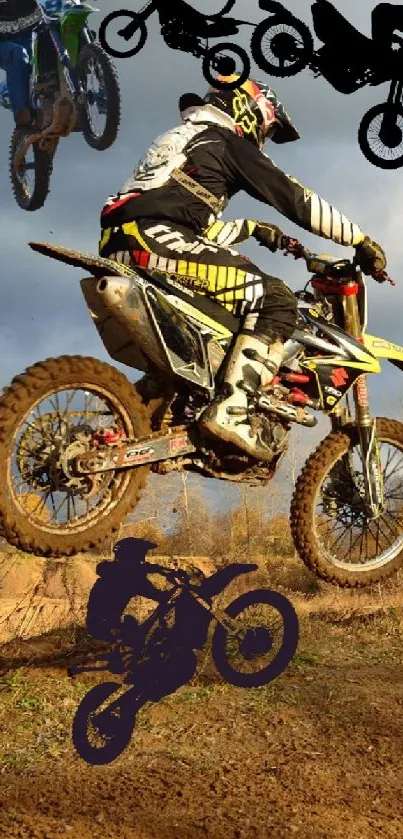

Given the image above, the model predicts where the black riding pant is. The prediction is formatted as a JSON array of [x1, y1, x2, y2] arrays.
[[99, 219, 298, 344]]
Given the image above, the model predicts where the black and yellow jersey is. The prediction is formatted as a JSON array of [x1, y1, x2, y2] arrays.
[[100, 118, 365, 251]]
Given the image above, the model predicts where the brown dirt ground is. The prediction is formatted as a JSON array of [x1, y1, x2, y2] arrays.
[[1, 548, 403, 839]]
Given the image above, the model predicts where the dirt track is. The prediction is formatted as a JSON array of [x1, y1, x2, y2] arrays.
[[1, 594, 402, 839]]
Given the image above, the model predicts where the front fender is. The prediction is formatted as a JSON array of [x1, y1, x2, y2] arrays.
[[363, 333, 403, 373], [198, 563, 259, 600]]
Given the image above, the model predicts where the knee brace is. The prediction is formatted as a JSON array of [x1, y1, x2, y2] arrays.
[[255, 278, 298, 344]]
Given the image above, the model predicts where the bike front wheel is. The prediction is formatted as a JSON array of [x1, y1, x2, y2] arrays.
[[358, 103, 403, 169], [291, 418, 403, 586], [212, 589, 299, 687], [251, 16, 313, 77], [76, 43, 121, 151]]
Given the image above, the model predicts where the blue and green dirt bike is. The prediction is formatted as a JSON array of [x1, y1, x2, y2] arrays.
[[0, 0, 121, 211]]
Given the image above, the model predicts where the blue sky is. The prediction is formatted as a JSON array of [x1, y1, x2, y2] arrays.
[[1, 0, 403, 516]]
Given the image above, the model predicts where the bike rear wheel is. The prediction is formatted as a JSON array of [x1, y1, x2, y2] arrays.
[[9, 128, 56, 211], [0, 355, 152, 557], [202, 42, 250, 88], [72, 681, 137, 765], [98, 11, 148, 59]]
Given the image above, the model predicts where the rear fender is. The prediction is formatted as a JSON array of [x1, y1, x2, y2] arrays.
[[198, 563, 259, 600]]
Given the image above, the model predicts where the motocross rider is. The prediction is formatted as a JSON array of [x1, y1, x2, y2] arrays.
[[0, 0, 59, 126], [98, 76, 387, 463]]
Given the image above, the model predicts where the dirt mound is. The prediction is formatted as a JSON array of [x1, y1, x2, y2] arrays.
[[0, 550, 217, 643], [0, 552, 97, 643]]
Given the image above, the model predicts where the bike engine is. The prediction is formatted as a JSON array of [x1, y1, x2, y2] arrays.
[[161, 22, 203, 55]]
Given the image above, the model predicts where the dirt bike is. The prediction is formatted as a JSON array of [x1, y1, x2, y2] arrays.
[[1, 234, 403, 589], [251, 0, 403, 169], [69, 562, 299, 765], [0, 0, 121, 211], [97, 0, 253, 89]]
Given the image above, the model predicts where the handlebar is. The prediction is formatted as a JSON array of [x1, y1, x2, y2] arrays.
[[280, 235, 396, 286], [371, 269, 395, 286]]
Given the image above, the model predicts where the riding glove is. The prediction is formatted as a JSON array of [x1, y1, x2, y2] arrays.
[[355, 236, 387, 275], [252, 222, 286, 252]]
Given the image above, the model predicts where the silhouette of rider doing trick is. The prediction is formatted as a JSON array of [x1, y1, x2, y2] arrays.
[[314, 0, 403, 81]]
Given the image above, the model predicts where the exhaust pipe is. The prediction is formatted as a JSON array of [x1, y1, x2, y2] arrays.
[[96, 276, 131, 308]]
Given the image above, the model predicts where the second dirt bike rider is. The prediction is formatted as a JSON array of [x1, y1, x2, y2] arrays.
[[0, 0, 60, 126], [98, 75, 387, 462]]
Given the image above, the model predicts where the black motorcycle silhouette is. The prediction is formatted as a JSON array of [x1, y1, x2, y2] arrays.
[[69, 547, 299, 765], [251, 0, 403, 169], [98, 0, 252, 89]]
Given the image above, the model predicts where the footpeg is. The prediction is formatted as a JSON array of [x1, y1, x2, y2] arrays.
[[242, 347, 266, 365], [226, 406, 248, 417], [258, 394, 317, 427]]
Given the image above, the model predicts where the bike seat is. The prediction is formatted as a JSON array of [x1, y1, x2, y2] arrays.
[[149, 269, 240, 333], [312, 0, 373, 50], [28, 240, 240, 333], [204, 19, 241, 37]]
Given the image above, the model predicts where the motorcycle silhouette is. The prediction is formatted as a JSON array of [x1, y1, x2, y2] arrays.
[[69, 544, 299, 765], [251, 0, 403, 169], [98, 0, 253, 89], [0, 0, 121, 211]]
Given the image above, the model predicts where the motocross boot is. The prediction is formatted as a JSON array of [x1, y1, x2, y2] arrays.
[[199, 333, 284, 462]]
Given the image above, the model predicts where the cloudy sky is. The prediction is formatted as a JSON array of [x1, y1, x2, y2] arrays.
[[1, 0, 403, 512]]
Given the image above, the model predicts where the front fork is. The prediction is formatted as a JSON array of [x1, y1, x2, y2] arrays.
[[328, 289, 385, 517]]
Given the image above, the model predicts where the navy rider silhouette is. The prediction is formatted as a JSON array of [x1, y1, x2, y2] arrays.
[[84, 537, 252, 701]]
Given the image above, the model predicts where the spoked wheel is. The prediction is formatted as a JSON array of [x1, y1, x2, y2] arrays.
[[9, 128, 56, 211], [72, 682, 137, 765], [98, 11, 148, 59], [202, 42, 250, 88], [291, 418, 403, 587], [76, 43, 121, 151], [251, 16, 313, 77], [212, 589, 299, 687], [358, 104, 403, 169], [0, 355, 152, 557]]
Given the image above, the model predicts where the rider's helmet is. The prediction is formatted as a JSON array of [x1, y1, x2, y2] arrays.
[[179, 76, 300, 150], [113, 537, 158, 562]]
